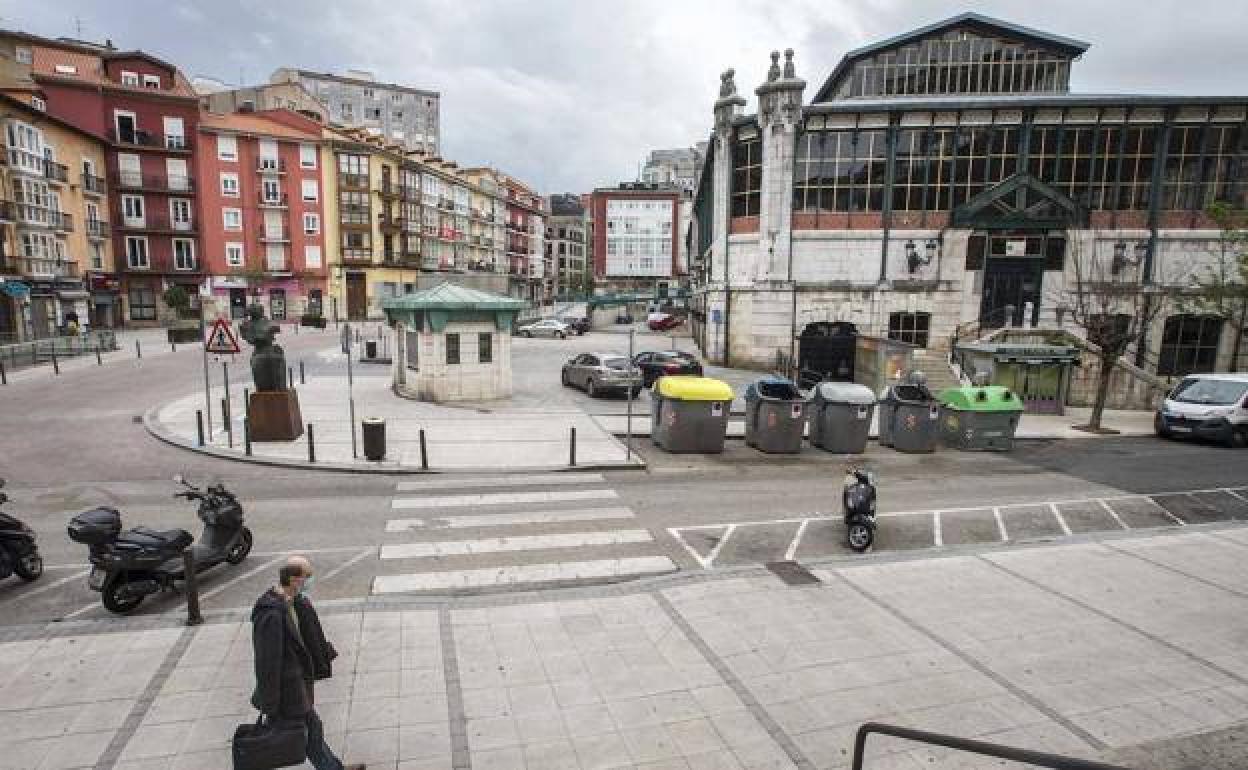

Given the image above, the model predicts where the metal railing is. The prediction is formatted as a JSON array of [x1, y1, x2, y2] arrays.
[[257, 226, 291, 243], [258, 192, 289, 207], [43, 160, 69, 183], [116, 170, 195, 192], [257, 158, 287, 173], [82, 172, 106, 194], [0, 331, 119, 372], [86, 219, 110, 239], [850, 723, 1128, 770]]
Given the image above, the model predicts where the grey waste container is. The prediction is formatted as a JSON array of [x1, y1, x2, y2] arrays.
[[362, 417, 386, 461], [743, 376, 808, 454], [650, 376, 734, 453], [810, 382, 876, 454], [879, 379, 940, 453]]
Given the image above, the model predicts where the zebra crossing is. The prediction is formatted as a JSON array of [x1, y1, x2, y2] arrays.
[[372, 472, 677, 595]]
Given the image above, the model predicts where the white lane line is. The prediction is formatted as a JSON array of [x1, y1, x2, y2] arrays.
[[386, 507, 634, 532], [7, 570, 88, 603], [704, 524, 737, 569], [195, 555, 287, 605], [672, 517, 814, 532], [1097, 499, 1130, 530], [1225, 488, 1248, 503], [668, 527, 714, 570], [1049, 503, 1073, 536], [395, 473, 604, 491], [320, 548, 376, 583], [784, 518, 812, 562], [372, 556, 677, 594], [252, 546, 374, 557], [380, 529, 653, 560], [933, 512, 943, 547], [391, 488, 617, 510], [62, 598, 106, 620], [993, 508, 1008, 542], [1145, 497, 1187, 526]]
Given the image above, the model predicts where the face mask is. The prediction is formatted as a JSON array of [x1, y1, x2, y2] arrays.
[[298, 575, 315, 596]]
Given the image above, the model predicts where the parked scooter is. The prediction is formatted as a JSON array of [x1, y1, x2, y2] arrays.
[[68, 475, 253, 613], [843, 467, 877, 552], [0, 479, 43, 583]]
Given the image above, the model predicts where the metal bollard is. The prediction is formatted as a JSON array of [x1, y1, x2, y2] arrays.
[[171, 339, 177, 353], [243, 387, 250, 419], [135, 339, 142, 359], [96, 344, 102, 365], [288, 367, 293, 390], [222, 398, 232, 448], [244, 417, 252, 456], [51, 348, 59, 376], [299, 360, 305, 384], [419, 428, 429, 470], [196, 410, 205, 447], [307, 424, 316, 463], [0, 360, 5, 385], [182, 550, 203, 626], [569, 426, 577, 467]]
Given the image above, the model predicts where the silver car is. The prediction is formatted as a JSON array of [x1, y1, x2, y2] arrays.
[[517, 318, 571, 338], [561, 352, 643, 398]]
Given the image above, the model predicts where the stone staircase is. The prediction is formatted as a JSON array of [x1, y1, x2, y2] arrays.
[[909, 348, 964, 393]]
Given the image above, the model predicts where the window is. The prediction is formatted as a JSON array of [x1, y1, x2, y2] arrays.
[[121, 194, 144, 225], [299, 143, 317, 169], [301, 179, 319, 202], [162, 116, 185, 149], [223, 208, 242, 230], [173, 239, 195, 270], [303, 213, 320, 234], [143, 74, 161, 89], [339, 103, 353, 120], [888, 312, 932, 348], [731, 136, 761, 217], [304, 244, 322, 268], [478, 333, 493, 363], [265, 243, 285, 271], [308, 288, 323, 317], [446, 333, 460, 365], [220, 172, 239, 197], [363, 88, 374, 99], [217, 135, 237, 162], [262, 179, 281, 203], [258, 139, 278, 169], [392, 110, 403, 121], [392, 92, 403, 103], [170, 199, 192, 230], [113, 110, 137, 143], [1159, 315, 1224, 376], [366, 107, 382, 121], [120, 71, 139, 87], [15, 46, 31, 65], [128, 285, 156, 320], [125, 236, 149, 269], [90, 240, 103, 270], [226, 242, 244, 267], [166, 157, 189, 191], [30, 95, 45, 111]]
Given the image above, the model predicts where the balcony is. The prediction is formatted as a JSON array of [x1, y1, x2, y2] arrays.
[[438, 197, 454, 210], [401, 185, 420, 200], [165, 135, 190, 151], [338, 172, 369, 190], [118, 212, 195, 233], [51, 210, 73, 232], [258, 192, 289, 208], [43, 160, 69, 185], [82, 172, 106, 195], [257, 158, 287, 174], [86, 219, 109, 239], [341, 249, 373, 265], [379, 212, 402, 231], [116, 171, 195, 193], [378, 181, 400, 199], [264, 254, 290, 273], [0, 200, 13, 222], [15, 256, 80, 279], [257, 225, 291, 243], [108, 128, 192, 153]]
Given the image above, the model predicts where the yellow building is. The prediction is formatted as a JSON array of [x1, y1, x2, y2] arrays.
[[0, 91, 113, 340]]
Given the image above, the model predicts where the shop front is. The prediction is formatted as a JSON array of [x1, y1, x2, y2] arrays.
[[88, 273, 120, 329]]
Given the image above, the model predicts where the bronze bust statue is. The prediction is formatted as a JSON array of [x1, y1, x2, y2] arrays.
[[240, 303, 286, 391]]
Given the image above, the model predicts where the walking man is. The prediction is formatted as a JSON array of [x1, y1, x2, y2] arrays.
[[251, 555, 365, 770]]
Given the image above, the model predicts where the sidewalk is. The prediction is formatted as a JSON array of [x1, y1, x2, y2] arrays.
[[3, 526, 1246, 769]]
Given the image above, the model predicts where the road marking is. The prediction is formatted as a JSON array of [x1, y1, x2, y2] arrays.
[[1226, 488, 1248, 503], [194, 555, 288, 605], [6, 570, 87, 603], [380, 529, 653, 560], [1049, 503, 1073, 536], [704, 524, 737, 569], [1098, 499, 1130, 530], [371, 556, 677, 594], [395, 473, 605, 491], [1145, 497, 1187, 526], [784, 518, 811, 561], [391, 488, 617, 510], [320, 547, 376, 583], [933, 512, 943, 547], [385, 506, 634, 532], [993, 508, 1008, 541]]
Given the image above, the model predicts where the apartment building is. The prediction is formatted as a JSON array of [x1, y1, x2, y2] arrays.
[[270, 68, 439, 155], [545, 193, 588, 300], [640, 144, 707, 193], [590, 184, 681, 296], [494, 173, 545, 303], [196, 110, 327, 321], [195, 79, 328, 124], [0, 92, 112, 340]]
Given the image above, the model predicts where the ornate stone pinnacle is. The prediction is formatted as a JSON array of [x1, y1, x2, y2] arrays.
[[767, 51, 781, 82], [783, 48, 796, 79], [719, 69, 737, 98]]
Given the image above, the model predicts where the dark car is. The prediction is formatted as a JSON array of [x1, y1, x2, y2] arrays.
[[558, 316, 591, 335], [632, 350, 703, 387], [647, 313, 685, 331]]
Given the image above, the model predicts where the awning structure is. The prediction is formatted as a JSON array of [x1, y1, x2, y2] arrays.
[[0, 281, 30, 298], [57, 290, 91, 300]]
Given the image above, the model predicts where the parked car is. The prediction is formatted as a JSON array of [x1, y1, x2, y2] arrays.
[[1155, 372, 1248, 448], [517, 318, 572, 339], [647, 313, 685, 331], [632, 350, 703, 387], [558, 316, 590, 335], [562, 352, 643, 398]]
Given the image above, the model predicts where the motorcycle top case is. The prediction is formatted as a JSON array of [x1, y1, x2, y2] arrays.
[[68, 507, 121, 545]]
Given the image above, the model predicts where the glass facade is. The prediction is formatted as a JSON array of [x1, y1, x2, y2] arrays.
[[731, 137, 761, 217]]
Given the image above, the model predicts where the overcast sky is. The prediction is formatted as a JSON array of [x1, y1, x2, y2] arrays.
[[5, 0, 1246, 194]]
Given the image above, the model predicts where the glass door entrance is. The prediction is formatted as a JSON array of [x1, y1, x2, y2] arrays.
[[980, 258, 1043, 328]]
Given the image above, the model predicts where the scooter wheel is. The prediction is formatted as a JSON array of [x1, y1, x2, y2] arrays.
[[101, 575, 144, 614], [226, 527, 253, 565], [847, 523, 874, 553], [14, 552, 42, 582]]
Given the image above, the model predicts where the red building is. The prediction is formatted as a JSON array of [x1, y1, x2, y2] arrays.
[[196, 111, 326, 322], [21, 37, 203, 325], [590, 184, 681, 294], [501, 176, 544, 302]]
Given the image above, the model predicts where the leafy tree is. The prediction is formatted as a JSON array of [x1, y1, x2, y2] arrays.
[[1184, 202, 1248, 371], [162, 285, 192, 319]]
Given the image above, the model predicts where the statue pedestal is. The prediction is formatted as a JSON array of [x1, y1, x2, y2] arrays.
[[249, 390, 303, 441]]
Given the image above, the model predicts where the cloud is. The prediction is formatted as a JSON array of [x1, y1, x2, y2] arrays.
[[8, 0, 1247, 192]]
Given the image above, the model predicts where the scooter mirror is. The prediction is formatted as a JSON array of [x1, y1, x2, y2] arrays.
[[172, 474, 185, 485]]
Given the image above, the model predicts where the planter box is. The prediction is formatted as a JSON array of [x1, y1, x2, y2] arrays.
[[167, 325, 200, 344], [300, 315, 328, 329]]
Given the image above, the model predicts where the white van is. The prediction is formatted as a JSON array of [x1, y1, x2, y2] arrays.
[[1155, 373, 1248, 448]]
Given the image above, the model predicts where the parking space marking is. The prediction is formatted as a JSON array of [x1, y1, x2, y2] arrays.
[[1147, 496, 1188, 526], [194, 555, 287, 606], [391, 488, 618, 510], [1049, 503, 1073, 536], [1098, 499, 1130, 529], [933, 512, 943, 547], [320, 547, 376, 583], [992, 507, 1008, 541], [5, 570, 87, 603], [1226, 488, 1248, 503], [784, 519, 811, 562]]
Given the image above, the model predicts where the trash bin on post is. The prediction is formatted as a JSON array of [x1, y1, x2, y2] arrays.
[[809, 382, 876, 454], [362, 417, 386, 461], [650, 376, 733, 453], [937, 385, 1024, 451], [743, 376, 807, 454], [879, 373, 940, 453]]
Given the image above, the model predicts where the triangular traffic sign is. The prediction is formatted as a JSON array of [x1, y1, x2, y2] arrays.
[[205, 317, 241, 354]]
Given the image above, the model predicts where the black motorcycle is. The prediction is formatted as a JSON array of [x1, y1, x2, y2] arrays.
[[68, 475, 253, 613], [0, 479, 43, 583], [843, 468, 877, 553]]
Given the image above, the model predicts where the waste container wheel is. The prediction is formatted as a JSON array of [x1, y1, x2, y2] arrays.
[[847, 522, 873, 552]]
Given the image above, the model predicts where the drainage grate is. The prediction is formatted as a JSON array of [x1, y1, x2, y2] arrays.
[[765, 561, 821, 586]]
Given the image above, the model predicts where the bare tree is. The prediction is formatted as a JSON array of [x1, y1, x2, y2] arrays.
[[1058, 234, 1166, 432], [1184, 202, 1248, 371]]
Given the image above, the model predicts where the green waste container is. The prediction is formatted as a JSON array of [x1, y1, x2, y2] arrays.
[[651, 376, 734, 453], [937, 385, 1024, 451], [743, 376, 807, 454]]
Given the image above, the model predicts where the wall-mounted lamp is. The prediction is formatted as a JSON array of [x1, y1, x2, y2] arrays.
[[906, 239, 938, 273], [1111, 241, 1143, 275]]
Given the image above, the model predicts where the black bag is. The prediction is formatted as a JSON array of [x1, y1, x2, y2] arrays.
[[232, 714, 307, 770]]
